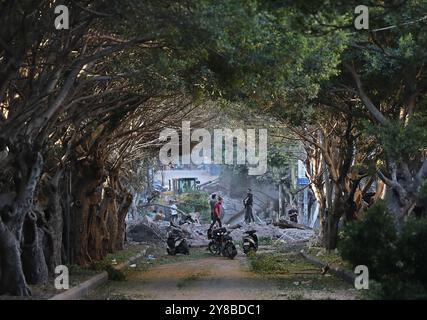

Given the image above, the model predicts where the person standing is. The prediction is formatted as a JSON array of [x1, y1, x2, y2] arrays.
[[170, 200, 178, 224], [243, 188, 254, 223], [209, 194, 217, 223], [209, 196, 223, 230], [288, 207, 298, 223]]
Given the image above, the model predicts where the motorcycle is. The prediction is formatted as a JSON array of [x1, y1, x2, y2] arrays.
[[207, 227, 237, 259], [166, 224, 189, 255], [242, 230, 258, 255]]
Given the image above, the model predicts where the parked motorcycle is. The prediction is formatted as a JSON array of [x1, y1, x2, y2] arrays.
[[207, 227, 237, 259], [166, 224, 189, 255], [242, 230, 258, 255]]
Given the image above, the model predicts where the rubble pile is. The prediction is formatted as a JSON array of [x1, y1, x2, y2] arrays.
[[126, 215, 169, 243], [126, 214, 314, 247]]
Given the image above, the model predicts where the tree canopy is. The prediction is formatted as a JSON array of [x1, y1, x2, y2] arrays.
[[0, 0, 426, 296]]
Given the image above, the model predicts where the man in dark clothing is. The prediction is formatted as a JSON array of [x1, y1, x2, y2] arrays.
[[209, 196, 223, 230], [209, 194, 217, 223], [243, 188, 255, 223], [288, 207, 298, 223]]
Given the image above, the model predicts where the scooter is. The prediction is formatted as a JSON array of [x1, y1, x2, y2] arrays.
[[207, 227, 237, 259], [166, 224, 189, 255], [242, 230, 258, 255]]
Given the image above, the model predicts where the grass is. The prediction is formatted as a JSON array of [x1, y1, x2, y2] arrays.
[[247, 250, 356, 298], [67, 244, 147, 282], [305, 246, 352, 270], [22, 246, 146, 299], [248, 252, 316, 275], [258, 236, 273, 246], [90, 244, 146, 271]]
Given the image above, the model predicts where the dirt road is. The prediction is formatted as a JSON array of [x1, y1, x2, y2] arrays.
[[87, 249, 359, 300]]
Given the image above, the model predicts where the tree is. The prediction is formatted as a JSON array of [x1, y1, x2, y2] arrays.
[[0, 0, 231, 295], [282, 0, 427, 222]]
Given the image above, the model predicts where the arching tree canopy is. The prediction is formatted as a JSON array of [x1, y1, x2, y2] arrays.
[[0, 0, 426, 297]]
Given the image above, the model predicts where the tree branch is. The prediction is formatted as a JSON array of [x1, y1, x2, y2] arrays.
[[344, 63, 389, 126]]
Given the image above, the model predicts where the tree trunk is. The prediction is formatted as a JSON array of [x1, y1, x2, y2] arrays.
[[310, 182, 327, 246], [324, 213, 340, 250], [105, 187, 118, 253], [0, 221, 31, 296], [107, 171, 132, 252], [87, 201, 109, 261], [0, 149, 43, 295], [37, 171, 63, 272], [21, 211, 48, 285], [71, 160, 104, 265], [115, 193, 132, 250], [323, 189, 344, 250]]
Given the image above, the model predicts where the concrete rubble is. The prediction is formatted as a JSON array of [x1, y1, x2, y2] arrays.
[[126, 214, 314, 247]]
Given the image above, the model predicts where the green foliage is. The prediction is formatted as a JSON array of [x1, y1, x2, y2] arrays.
[[90, 259, 127, 281], [176, 190, 211, 222], [418, 182, 427, 203], [248, 252, 314, 274], [190, 0, 346, 104], [339, 201, 398, 279], [267, 145, 292, 168], [398, 218, 427, 288], [249, 253, 284, 274], [360, 279, 427, 300], [365, 117, 427, 162], [339, 202, 427, 299]]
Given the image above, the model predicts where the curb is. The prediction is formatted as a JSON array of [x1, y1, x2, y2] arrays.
[[300, 250, 356, 284], [113, 250, 147, 270], [49, 248, 147, 300], [49, 271, 108, 300]]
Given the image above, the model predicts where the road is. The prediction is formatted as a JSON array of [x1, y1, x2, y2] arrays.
[[86, 248, 359, 300]]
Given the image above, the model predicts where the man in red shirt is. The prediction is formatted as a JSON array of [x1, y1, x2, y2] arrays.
[[209, 196, 223, 230]]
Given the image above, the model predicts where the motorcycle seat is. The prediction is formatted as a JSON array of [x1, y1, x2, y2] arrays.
[[245, 230, 257, 235], [212, 227, 227, 236]]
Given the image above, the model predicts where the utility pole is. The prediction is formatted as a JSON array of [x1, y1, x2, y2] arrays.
[[303, 187, 308, 225], [278, 182, 282, 221], [161, 165, 165, 186], [297, 159, 309, 225]]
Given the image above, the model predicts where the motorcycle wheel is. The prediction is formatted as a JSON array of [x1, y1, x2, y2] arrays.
[[167, 248, 176, 256], [223, 242, 237, 259], [242, 245, 250, 255], [208, 241, 221, 255], [248, 245, 257, 255], [177, 239, 190, 255]]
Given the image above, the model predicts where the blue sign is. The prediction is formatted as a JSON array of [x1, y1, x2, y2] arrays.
[[297, 177, 309, 185]]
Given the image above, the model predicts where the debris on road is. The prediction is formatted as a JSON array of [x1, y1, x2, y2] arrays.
[[126, 214, 314, 247]]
